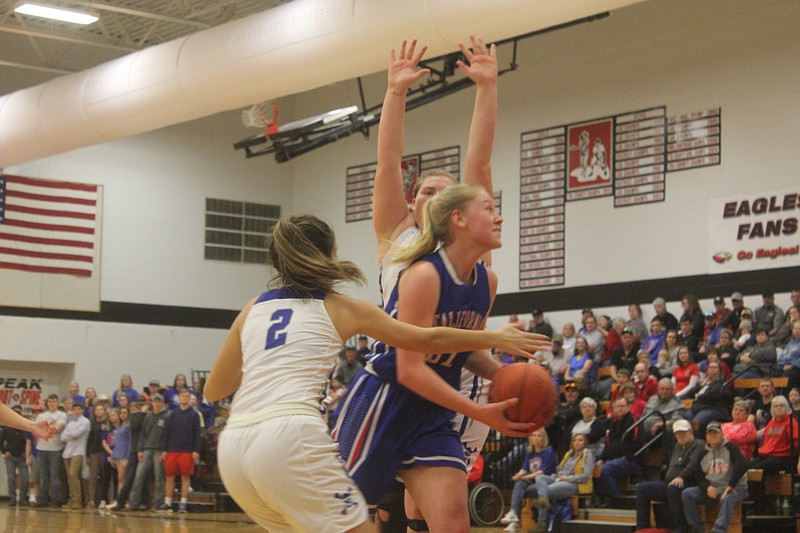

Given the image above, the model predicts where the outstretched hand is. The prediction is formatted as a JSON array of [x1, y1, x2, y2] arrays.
[[457, 35, 497, 86], [495, 323, 552, 359], [31, 419, 54, 441], [477, 398, 536, 437], [388, 39, 430, 94]]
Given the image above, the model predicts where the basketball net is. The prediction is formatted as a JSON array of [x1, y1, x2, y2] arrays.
[[241, 100, 279, 137]]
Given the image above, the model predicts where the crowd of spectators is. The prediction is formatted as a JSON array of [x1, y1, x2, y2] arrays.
[[498, 288, 800, 532], [0, 372, 218, 514]]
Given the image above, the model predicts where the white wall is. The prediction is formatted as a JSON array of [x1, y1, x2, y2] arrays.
[[2, 0, 798, 395], [3, 110, 293, 393], [292, 0, 800, 297]]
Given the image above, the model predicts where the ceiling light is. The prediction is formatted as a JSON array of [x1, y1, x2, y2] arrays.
[[14, 3, 99, 25]]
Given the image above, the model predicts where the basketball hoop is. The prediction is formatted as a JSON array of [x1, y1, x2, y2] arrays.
[[241, 100, 279, 136]]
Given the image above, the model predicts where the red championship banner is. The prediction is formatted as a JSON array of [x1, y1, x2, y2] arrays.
[[566, 118, 613, 201]]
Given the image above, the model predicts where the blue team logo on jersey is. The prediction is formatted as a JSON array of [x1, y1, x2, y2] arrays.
[[463, 442, 478, 465], [335, 486, 359, 515]]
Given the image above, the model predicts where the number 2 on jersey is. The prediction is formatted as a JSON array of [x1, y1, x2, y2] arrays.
[[266, 309, 294, 349]]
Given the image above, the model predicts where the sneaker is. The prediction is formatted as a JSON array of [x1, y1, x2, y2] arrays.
[[178, 503, 187, 514], [98, 500, 106, 509], [155, 503, 173, 513], [500, 510, 520, 524], [533, 496, 550, 509], [503, 523, 521, 532], [106, 501, 119, 510]]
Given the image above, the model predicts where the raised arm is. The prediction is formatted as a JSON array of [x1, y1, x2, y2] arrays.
[[459, 35, 498, 196], [372, 39, 430, 254]]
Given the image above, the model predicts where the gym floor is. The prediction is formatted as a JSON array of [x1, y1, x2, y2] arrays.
[[0, 506, 502, 531]]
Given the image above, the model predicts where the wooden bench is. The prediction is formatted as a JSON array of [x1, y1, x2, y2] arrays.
[[651, 498, 744, 533], [733, 376, 788, 391], [519, 465, 601, 529], [748, 469, 794, 495]]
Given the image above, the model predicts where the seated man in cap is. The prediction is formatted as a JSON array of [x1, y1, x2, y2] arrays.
[[681, 421, 748, 533], [528, 309, 554, 339], [635, 419, 704, 532], [720, 292, 749, 332], [594, 398, 642, 503], [711, 296, 731, 329], [699, 312, 725, 357], [755, 290, 784, 338]]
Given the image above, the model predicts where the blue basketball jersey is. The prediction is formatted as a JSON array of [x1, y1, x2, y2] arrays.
[[367, 247, 491, 389], [333, 248, 491, 504]]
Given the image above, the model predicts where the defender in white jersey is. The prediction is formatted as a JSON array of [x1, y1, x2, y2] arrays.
[[205, 215, 549, 533], [371, 38, 502, 530]]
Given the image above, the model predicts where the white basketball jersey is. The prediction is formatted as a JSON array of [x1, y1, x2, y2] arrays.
[[378, 225, 419, 310], [231, 288, 343, 416]]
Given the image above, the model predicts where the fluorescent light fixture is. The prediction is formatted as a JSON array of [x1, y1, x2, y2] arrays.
[[15, 3, 99, 25]]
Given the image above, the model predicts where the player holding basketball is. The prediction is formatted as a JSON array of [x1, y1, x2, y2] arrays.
[[334, 185, 543, 533], [369, 36, 505, 532], [205, 215, 548, 533]]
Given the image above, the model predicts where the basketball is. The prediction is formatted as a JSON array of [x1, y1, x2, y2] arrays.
[[489, 363, 558, 427]]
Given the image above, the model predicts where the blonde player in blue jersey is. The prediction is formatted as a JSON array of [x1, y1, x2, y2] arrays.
[[335, 184, 541, 533], [370, 37, 501, 531], [204, 215, 549, 533]]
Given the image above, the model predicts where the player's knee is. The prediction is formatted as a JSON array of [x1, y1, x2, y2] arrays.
[[407, 518, 429, 531]]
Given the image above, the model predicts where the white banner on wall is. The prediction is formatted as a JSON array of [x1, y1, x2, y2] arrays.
[[708, 188, 799, 273]]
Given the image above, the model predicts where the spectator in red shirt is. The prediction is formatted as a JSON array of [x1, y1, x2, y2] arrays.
[[632, 363, 658, 403]]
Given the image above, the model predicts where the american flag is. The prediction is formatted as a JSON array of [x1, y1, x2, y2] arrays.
[[0, 174, 99, 277]]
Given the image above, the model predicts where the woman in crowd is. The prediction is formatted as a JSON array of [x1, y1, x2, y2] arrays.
[[620, 383, 646, 419], [107, 405, 131, 508], [772, 305, 799, 347], [532, 433, 595, 533], [98, 407, 120, 507], [205, 213, 547, 533], [684, 361, 732, 437], [111, 374, 139, 408], [788, 387, 800, 420], [570, 397, 606, 458], [164, 374, 193, 411], [680, 294, 705, 339], [565, 336, 593, 384], [84, 387, 97, 418], [500, 428, 557, 532], [751, 395, 799, 473], [721, 400, 758, 460], [116, 393, 129, 410], [628, 303, 648, 342], [659, 330, 680, 377], [561, 322, 577, 358], [749, 395, 799, 514], [672, 346, 699, 399]]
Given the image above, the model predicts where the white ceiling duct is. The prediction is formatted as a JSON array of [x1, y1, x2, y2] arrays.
[[0, 0, 644, 168]]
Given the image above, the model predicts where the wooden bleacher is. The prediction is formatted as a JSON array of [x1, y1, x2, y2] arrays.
[[732, 376, 788, 391]]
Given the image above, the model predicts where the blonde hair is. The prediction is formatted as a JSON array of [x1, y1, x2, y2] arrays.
[[268, 215, 365, 297], [771, 395, 790, 418], [412, 169, 457, 197], [528, 427, 550, 452], [118, 374, 132, 394], [391, 184, 484, 265]]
